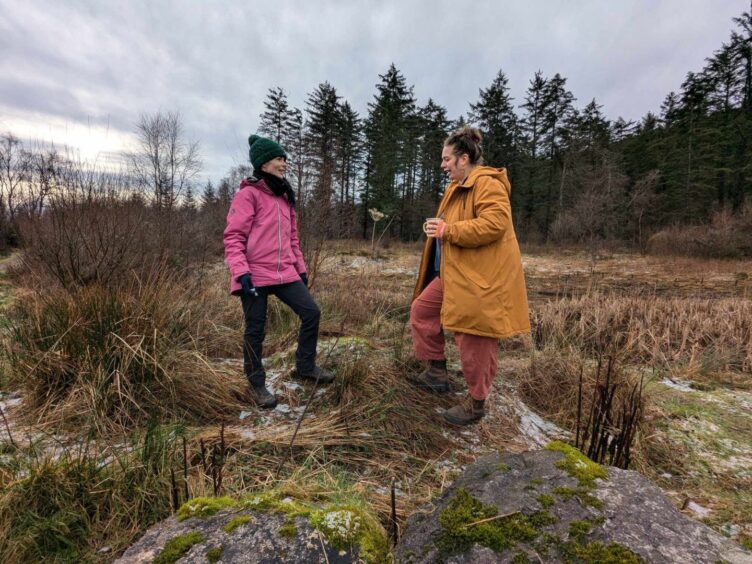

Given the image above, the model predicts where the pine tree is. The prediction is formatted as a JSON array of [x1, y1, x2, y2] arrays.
[[517, 71, 548, 237], [259, 87, 292, 143], [468, 69, 517, 168], [540, 73, 576, 241], [364, 64, 416, 236], [305, 82, 341, 233], [200, 180, 216, 209]]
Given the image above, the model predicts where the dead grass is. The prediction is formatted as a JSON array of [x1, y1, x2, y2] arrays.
[[533, 291, 752, 373]]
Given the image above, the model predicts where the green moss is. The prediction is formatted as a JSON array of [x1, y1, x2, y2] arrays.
[[206, 545, 223, 563], [511, 552, 531, 563], [529, 478, 543, 486], [279, 518, 297, 539], [741, 537, 752, 550], [562, 539, 641, 563], [309, 504, 389, 562], [537, 494, 555, 509], [552, 486, 604, 510], [153, 531, 204, 564], [496, 462, 511, 472], [437, 489, 544, 554], [231, 490, 389, 562], [546, 441, 608, 488], [223, 515, 252, 533], [568, 519, 595, 538], [177, 496, 238, 521], [243, 492, 311, 516]]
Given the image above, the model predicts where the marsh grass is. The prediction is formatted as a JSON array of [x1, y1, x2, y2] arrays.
[[0, 423, 183, 563], [5, 267, 247, 432]]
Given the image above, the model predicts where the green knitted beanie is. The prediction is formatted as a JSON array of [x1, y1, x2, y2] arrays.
[[248, 134, 287, 170]]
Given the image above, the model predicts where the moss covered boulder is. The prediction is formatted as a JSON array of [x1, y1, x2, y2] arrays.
[[395, 447, 751, 563], [115, 492, 388, 563]]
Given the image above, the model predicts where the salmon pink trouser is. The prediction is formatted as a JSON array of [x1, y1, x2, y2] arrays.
[[409, 276, 499, 400]]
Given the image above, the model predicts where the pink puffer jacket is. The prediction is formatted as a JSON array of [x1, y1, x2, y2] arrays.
[[224, 177, 307, 294]]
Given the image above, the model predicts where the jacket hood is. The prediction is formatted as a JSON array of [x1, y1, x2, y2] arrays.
[[459, 166, 511, 196], [239, 176, 272, 195]]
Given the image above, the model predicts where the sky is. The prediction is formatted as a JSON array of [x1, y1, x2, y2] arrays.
[[0, 0, 749, 183]]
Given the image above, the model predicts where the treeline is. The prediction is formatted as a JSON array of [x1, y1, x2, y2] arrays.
[[212, 6, 750, 246]]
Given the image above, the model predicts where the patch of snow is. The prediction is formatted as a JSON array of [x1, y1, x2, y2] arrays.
[[516, 405, 570, 448], [239, 410, 253, 421], [686, 501, 712, 517], [274, 404, 291, 414], [238, 428, 256, 440], [661, 378, 696, 393]]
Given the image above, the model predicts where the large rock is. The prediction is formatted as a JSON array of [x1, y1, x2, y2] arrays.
[[116, 494, 387, 563], [395, 446, 752, 564]]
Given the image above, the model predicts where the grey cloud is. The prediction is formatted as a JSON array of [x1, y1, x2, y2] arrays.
[[1, 0, 749, 183]]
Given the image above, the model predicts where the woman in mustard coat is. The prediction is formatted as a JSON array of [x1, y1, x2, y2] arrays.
[[409, 126, 530, 425]]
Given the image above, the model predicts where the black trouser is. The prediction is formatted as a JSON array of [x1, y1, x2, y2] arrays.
[[240, 280, 321, 388]]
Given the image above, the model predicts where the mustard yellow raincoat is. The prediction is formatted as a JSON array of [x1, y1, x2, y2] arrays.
[[413, 166, 530, 339]]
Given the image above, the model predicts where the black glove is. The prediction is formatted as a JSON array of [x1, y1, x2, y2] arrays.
[[299, 272, 308, 287], [238, 273, 258, 297]]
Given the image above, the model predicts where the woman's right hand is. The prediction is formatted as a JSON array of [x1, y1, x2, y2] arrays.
[[238, 273, 259, 297]]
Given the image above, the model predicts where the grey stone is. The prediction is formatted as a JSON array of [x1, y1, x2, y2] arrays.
[[115, 509, 358, 563], [395, 450, 752, 564]]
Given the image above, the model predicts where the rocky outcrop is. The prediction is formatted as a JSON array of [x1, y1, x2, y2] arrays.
[[395, 445, 752, 564], [116, 493, 387, 563]]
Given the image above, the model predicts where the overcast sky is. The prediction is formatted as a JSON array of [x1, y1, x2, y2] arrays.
[[0, 0, 748, 183]]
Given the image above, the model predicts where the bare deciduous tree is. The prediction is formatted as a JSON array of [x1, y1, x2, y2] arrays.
[[130, 112, 201, 211]]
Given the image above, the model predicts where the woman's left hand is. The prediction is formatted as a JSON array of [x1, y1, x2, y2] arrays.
[[424, 218, 446, 238]]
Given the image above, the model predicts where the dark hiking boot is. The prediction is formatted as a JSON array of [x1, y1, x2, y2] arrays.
[[408, 359, 451, 393], [250, 385, 277, 409], [297, 365, 336, 384], [442, 395, 485, 426]]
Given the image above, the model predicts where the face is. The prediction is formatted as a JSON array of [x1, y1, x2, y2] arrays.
[[261, 156, 287, 178], [441, 145, 469, 182]]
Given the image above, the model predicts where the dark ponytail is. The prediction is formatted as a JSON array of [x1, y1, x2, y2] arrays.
[[445, 126, 483, 164]]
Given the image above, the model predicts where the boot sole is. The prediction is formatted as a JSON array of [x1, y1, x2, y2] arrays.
[[441, 412, 484, 426], [254, 399, 278, 409]]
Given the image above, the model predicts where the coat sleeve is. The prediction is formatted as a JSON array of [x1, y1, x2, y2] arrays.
[[289, 206, 307, 274], [224, 188, 256, 280], [443, 177, 509, 248]]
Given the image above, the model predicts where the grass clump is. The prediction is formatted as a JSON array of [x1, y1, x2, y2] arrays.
[[5, 268, 245, 432], [206, 545, 223, 563], [0, 425, 179, 562], [223, 515, 252, 533], [153, 531, 204, 564], [546, 441, 608, 488]]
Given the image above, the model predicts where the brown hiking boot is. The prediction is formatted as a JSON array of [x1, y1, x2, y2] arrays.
[[408, 359, 451, 393], [442, 395, 485, 426]]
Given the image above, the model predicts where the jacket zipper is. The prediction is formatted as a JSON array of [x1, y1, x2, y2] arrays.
[[276, 200, 283, 284]]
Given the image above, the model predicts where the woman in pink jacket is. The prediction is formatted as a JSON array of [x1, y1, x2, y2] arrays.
[[224, 134, 335, 408]]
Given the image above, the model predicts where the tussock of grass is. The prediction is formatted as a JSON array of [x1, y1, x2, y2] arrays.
[[0, 424, 181, 562], [5, 268, 246, 432]]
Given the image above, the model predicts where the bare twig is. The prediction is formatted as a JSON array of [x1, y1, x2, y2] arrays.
[[461, 510, 520, 529], [0, 404, 16, 448]]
